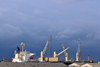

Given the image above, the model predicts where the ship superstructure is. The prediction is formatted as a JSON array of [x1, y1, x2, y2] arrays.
[[12, 42, 35, 62]]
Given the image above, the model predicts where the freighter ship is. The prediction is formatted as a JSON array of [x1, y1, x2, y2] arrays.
[[12, 42, 35, 62]]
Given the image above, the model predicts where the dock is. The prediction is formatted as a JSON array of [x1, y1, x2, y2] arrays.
[[0, 62, 68, 67]]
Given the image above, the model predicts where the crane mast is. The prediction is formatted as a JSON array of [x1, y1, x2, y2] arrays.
[[61, 42, 69, 61], [40, 40, 49, 61], [76, 42, 81, 61]]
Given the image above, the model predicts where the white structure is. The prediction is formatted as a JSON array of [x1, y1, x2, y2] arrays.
[[12, 42, 35, 62], [69, 63, 84, 67], [12, 51, 35, 62], [81, 63, 100, 67]]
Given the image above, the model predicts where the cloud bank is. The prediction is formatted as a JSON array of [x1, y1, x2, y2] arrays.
[[0, 0, 100, 61]]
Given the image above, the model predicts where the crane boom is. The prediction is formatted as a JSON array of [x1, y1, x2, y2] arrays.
[[76, 42, 81, 61], [43, 40, 49, 54], [61, 42, 66, 56], [56, 47, 70, 56], [77, 42, 81, 53]]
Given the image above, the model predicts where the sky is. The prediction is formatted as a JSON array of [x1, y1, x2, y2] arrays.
[[0, 0, 100, 62]]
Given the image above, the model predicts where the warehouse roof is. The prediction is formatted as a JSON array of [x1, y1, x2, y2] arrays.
[[69, 62, 85, 66], [82, 63, 100, 67]]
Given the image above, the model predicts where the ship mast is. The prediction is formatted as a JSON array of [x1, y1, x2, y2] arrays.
[[21, 42, 26, 52]]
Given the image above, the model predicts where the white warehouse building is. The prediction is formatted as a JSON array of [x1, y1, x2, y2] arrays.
[[68, 63, 84, 67], [81, 63, 100, 67]]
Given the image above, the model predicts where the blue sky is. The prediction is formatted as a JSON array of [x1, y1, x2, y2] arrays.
[[0, 0, 100, 61]]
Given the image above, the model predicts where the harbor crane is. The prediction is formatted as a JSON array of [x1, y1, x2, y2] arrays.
[[40, 40, 49, 61], [54, 47, 70, 58], [49, 47, 70, 62], [76, 42, 81, 61], [61, 42, 69, 61]]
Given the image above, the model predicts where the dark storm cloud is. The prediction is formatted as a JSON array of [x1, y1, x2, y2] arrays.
[[0, 0, 100, 61]]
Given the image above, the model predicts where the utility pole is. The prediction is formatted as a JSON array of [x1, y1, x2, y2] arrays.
[[88, 55, 89, 60], [78, 38, 81, 61], [79, 42, 81, 61], [50, 35, 52, 67], [50, 35, 52, 57]]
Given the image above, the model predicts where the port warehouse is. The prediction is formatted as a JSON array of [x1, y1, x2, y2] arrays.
[[69, 63, 100, 67]]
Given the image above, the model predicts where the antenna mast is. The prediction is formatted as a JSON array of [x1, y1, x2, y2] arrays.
[[50, 35, 52, 57], [78, 38, 81, 61]]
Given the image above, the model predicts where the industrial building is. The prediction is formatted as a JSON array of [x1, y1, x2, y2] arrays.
[[81, 63, 100, 67], [68, 63, 85, 67]]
